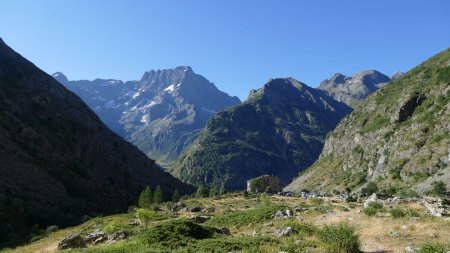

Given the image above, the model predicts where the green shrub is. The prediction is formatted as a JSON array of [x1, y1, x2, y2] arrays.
[[205, 204, 286, 227], [389, 208, 406, 218], [104, 220, 127, 234], [430, 181, 447, 197], [142, 219, 216, 249], [184, 236, 275, 253], [318, 222, 361, 253], [367, 201, 383, 210], [419, 242, 449, 253], [285, 221, 318, 237], [135, 208, 170, 226], [361, 182, 378, 197], [362, 207, 377, 216]]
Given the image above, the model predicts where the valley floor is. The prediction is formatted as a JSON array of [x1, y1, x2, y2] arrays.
[[4, 194, 449, 253]]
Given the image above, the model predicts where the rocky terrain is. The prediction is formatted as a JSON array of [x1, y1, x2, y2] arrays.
[[286, 48, 450, 195], [0, 39, 192, 247], [170, 78, 351, 190], [54, 68, 240, 166], [8, 193, 450, 253], [318, 70, 397, 107]]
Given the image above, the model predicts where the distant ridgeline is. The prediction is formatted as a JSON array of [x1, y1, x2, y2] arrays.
[[53, 67, 240, 166]]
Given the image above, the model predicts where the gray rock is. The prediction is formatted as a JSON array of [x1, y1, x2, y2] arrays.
[[285, 209, 292, 217], [215, 227, 231, 236], [93, 236, 107, 245], [171, 202, 187, 212], [274, 210, 284, 220], [363, 193, 379, 208], [189, 206, 202, 212], [84, 231, 105, 243], [128, 219, 140, 226], [388, 230, 401, 238], [273, 227, 295, 237], [422, 196, 450, 217], [105, 231, 128, 244], [188, 215, 211, 223], [58, 234, 86, 249]]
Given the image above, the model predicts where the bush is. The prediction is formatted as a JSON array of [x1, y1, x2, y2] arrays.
[[430, 181, 447, 197], [418, 242, 449, 253], [205, 204, 286, 227], [362, 207, 378, 216], [142, 219, 216, 249], [367, 201, 383, 210], [361, 182, 378, 197], [104, 220, 127, 234], [389, 208, 406, 218], [317, 222, 361, 253], [285, 221, 318, 237], [135, 208, 170, 226]]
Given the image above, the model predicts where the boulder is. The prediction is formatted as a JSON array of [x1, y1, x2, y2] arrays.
[[422, 196, 450, 217], [84, 231, 105, 243], [189, 206, 202, 212], [171, 202, 187, 212], [128, 219, 140, 226], [363, 193, 378, 208], [57, 234, 86, 249], [215, 227, 231, 236], [274, 210, 284, 220], [93, 236, 107, 245], [273, 227, 295, 237], [188, 215, 211, 223], [285, 209, 292, 217], [105, 231, 128, 244]]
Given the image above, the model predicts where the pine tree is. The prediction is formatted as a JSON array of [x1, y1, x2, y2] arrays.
[[138, 186, 153, 208], [153, 185, 163, 204], [172, 189, 180, 202], [196, 185, 208, 198]]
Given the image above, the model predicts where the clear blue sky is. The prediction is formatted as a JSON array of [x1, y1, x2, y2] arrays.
[[1, 0, 449, 100]]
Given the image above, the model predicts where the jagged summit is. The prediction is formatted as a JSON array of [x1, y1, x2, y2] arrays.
[[54, 66, 240, 165], [319, 70, 391, 107], [390, 70, 405, 80]]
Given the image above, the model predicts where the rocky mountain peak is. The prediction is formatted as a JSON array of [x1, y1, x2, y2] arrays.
[[390, 71, 405, 80], [52, 72, 68, 84], [319, 70, 391, 107]]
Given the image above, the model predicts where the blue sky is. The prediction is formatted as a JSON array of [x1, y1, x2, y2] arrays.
[[1, 0, 449, 100]]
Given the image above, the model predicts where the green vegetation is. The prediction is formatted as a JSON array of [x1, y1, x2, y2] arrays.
[[317, 222, 361, 253], [153, 185, 163, 204], [361, 182, 378, 197], [196, 185, 209, 198], [138, 186, 153, 208], [172, 189, 180, 202], [205, 204, 287, 228], [430, 181, 447, 197], [418, 242, 449, 253]]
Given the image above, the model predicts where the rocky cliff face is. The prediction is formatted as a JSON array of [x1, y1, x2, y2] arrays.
[[319, 70, 391, 107], [170, 78, 351, 190], [54, 67, 240, 166], [285, 49, 450, 195], [0, 39, 192, 246]]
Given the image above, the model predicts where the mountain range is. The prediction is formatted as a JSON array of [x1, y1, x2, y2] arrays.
[[0, 38, 192, 246], [53, 68, 240, 166], [286, 48, 450, 195], [170, 78, 352, 190], [318, 70, 403, 107]]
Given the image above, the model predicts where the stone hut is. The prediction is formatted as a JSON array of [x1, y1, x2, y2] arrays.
[[247, 175, 281, 193]]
